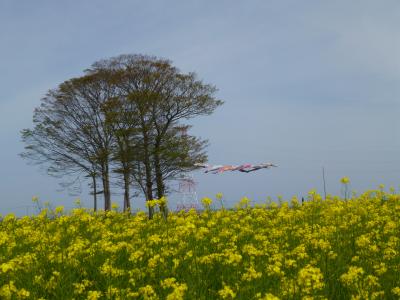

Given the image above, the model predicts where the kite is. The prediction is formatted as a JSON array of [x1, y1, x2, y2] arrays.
[[193, 164, 223, 174], [194, 162, 277, 174]]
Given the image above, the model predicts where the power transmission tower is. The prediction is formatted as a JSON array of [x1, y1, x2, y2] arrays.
[[177, 175, 199, 211]]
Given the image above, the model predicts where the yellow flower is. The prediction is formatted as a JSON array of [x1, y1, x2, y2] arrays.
[[0, 281, 17, 299], [201, 197, 212, 207], [340, 177, 350, 184], [87, 290, 102, 300], [0, 262, 15, 273], [392, 287, 400, 296], [218, 284, 236, 299], [54, 206, 64, 214], [224, 252, 242, 266], [260, 293, 280, 300], [355, 234, 370, 248], [139, 285, 157, 300], [340, 266, 364, 285], [161, 278, 187, 300], [158, 196, 167, 206], [166, 284, 187, 300], [146, 199, 158, 208], [161, 278, 177, 289], [148, 234, 162, 245], [236, 196, 251, 209], [17, 289, 30, 299], [297, 265, 324, 293], [373, 263, 387, 276], [241, 265, 262, 281]]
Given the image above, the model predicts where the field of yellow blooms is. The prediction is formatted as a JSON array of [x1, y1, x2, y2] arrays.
[[1, 188, 400, 299]]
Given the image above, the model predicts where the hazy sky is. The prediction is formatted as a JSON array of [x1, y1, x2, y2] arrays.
[[1, 1, 399, 215]]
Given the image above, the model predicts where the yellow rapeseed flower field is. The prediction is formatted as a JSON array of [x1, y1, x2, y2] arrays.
[[0, 187, 399, 299]]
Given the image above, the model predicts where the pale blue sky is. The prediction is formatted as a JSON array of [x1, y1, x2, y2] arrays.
[[1, 1, 399, 215]]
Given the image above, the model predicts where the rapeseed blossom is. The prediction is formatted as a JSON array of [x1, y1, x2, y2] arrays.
[[0, 188, 399, 299], [218, 284, 236, 299], [201, 196, 213, 208], [340, 176, 350, 184]]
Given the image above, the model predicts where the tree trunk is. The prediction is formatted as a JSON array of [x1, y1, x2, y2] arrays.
[[144, 161, 154, 218], [154, 149, 168, 218], [123, 170, 131, 212], [92, 174, 97, 211], [143, 130, 154, 218], [102, 162, 111, 211], [154, 148, 165, 199]]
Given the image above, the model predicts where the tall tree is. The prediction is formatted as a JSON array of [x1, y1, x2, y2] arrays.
[[102, 96, 142, 211], [21, 71, 116, 210], [89, 54, 223, 201]]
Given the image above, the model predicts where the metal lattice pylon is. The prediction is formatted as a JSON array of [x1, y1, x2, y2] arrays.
[[177, 175, 199, 211]]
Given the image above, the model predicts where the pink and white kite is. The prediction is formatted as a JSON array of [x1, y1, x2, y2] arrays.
[[194, 162, 277, 174]]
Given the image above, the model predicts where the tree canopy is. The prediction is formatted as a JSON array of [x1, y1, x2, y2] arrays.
[[21, 54, 223, 214]]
